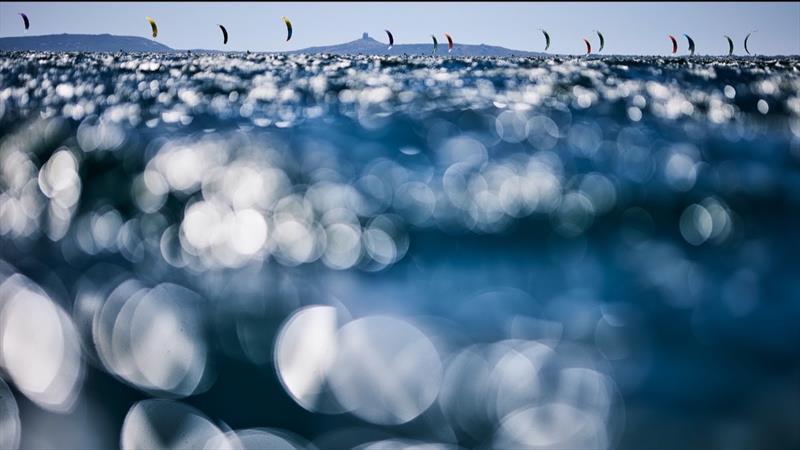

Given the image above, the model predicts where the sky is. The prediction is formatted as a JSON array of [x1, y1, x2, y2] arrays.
[[1, 2, 798, 55]]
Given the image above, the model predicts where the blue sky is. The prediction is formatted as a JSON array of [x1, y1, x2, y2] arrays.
[[1, 2, 798, 55]]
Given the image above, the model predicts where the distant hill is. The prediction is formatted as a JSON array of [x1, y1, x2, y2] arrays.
[[291, 33, 545, 57], [0, 34, 173, 52]]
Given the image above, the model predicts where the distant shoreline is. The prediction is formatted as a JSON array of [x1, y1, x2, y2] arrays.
[[0, 33, 794, 57]]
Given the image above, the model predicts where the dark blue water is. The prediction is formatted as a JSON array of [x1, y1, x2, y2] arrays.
[[0, 52, 799, 449]]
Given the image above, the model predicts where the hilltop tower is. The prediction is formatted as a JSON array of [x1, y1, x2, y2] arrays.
[[362, 32, 369, 40]]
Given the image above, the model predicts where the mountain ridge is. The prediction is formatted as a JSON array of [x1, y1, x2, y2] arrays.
[[0, 33, 173, 52], [287, 33, 546, 57]]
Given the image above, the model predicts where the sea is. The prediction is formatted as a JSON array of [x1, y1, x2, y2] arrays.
[[0, 52, 799, 450]]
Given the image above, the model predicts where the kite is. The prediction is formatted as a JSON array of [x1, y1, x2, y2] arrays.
[[385, 29, 394, 49], [583, 38, 592, 55], [595, 30, 605, 52], [684, 34, 695, 56], [669, 35, 678, 54], [282, 16, 292, 42], [146, 17, 158, 39], [724, 35, 733, 56], [540, 29, 550, 51], [19, 13, 29, 31], [744, 31, 756, 55], [444, 33, 454, 53], [219, 24, 228, 45]]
